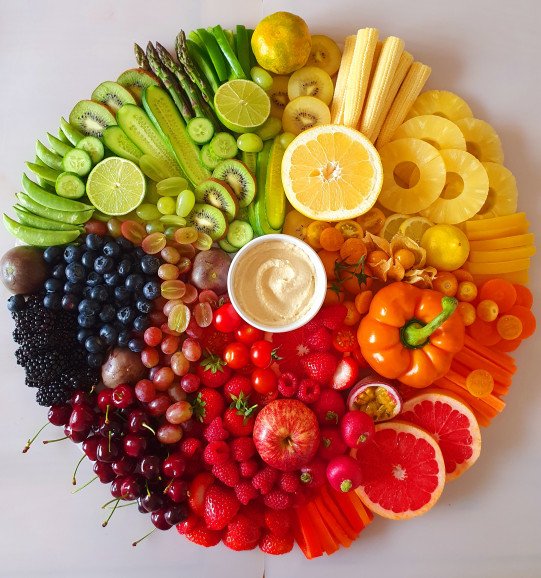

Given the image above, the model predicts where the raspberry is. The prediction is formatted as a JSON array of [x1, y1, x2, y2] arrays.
[[230, 437, 256, 462], [263, 490, 292, 510], [252, 466, 279, 495], [180, 437, 202, 459], [204, 416, 230, 442], [264, 509, 293, 537], [234, 481, 259, 505], [277, 372, 299, 398], [212, 461, 240, 487], [203, 440, 230, 465], [240, 459, 259, 478], [279, 471, 301, 494], [297, 378, 321, 403]]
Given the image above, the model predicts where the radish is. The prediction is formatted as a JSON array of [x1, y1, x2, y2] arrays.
[[326, 455, 363, 493], [341, 410, 375, 448]]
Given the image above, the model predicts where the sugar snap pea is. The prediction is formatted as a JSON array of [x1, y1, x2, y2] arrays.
[[14, 206, 83, 232], [3, 214, 80, 246], [16, 193, 93, 225], [22, 173, 92, 212]]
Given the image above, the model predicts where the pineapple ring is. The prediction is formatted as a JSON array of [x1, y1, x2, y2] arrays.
[[455, 117, 504, 163], [405, 89, 473, 122], [392, 115, 466, 151], [474, 162, 518, 219], [420, 149, 489, 224], [377, 137, 446, 214]]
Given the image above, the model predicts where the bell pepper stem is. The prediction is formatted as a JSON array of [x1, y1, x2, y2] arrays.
[[401, 296, 458, 348]]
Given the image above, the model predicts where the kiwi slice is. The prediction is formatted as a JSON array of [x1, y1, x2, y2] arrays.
[[91, 81, 136, 113], [117, 68, 159, 103], [266, 75, 290, 119], [305, 35, 342, 76], [186, 203, 227, 241], [282, 96, 331, 136], [194, 178, 238, 222], [68, 100, 116, 138], [212, 159, 256, 208], [287, 66, 334, 105]]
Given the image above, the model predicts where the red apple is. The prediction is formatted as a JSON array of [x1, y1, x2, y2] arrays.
[[253, 399, 320, 472]]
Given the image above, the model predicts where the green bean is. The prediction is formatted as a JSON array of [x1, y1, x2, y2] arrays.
[[3, 214, 80, 246]]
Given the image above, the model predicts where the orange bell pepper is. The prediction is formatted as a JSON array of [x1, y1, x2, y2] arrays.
[[357, 282, 465, 388]]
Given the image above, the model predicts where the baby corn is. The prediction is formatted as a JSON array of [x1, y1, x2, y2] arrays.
[[330, 35, 357, 124]]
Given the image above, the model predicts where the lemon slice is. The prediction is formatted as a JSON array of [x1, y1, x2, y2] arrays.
[[86, 157, 146, 216], [281, 124, 383, 221], [380, 213, 409, 242], [214, 79, 271, 133], [399, 216, 434, 244]]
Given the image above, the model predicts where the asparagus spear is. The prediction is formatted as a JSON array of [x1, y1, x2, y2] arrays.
[[175, 30, 215, 106], [134, 43, 151, 71], [146, 42, 193, 123]]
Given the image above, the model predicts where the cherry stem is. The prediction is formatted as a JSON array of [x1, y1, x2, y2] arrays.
[[105, 404, 110, 424], [71, 475, 98, 494], [104, 501, 136, 510], [132, 528, 156, 547], [102, 498, 120, 527], [72, 454, 87, 485], [142, 422, 156, 435], [42, 435, 68, 445], [22, 422, 49, 453]]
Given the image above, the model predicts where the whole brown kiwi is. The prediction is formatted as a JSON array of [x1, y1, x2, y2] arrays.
[[0, 246, 49, 294]]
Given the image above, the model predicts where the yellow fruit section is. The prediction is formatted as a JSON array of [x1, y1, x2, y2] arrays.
[[267, 75, 290, 119], [469, 233, 535, 251], [468, 245, 536, 263], [391, 114, 466, 151], [463, 212, 528, 241], [455, 118, 504, 164], [474, 162, 518, 219], [405, 89, 473, 122], [281, 124, 383, 221]]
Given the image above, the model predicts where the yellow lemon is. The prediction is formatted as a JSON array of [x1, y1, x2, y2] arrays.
[[420, 224, 470, 271], [252, 12, 311, 75]]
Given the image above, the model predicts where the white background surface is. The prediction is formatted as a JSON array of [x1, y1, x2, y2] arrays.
[[1, 1, 540, 576]]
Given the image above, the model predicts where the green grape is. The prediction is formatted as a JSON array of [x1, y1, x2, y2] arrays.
[[157, 196, 176, 215], [146, 220, 165, 233], [168, 303, 191, 333], [157, 176, 189, 196], [164, 226, 177, 239], [279, 132, 296, 149], [250, 66, 273, 90], [159, 215, 186, 226], [193, 232, 213, 251], [145, 181, 161, 204], [256, 116, 282, 141], [176, 189, 196, 217], [136, 203, 162, 222], [237, 132, 264, 153]]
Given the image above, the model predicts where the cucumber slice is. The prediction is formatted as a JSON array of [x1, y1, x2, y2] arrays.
[[200, 144, 221, 170], [235, 25, 251, 78], [218, 238, 238, 253], [25, 161, 61, 184], [226, 219, 254, 248], [187, 117, 215, 145], [47, 133, 73, 157], [14, 206, 82, 232], [16, 193, 93, 225], [55, 172, 86, 199], [60, 117, 85, 145], [116, 103, 183, 178], [35, 141, 63, 171], [22, 173, 92, 212], [102, 126, 143, 164], [76, 136, 104, 164], [142, 85, 211, 186], [264, 136, 287, 230], [211, 25, 247, 80], [196, 28, 229, 82], [186, 39, 220, 93], [3, 214, 80, 247], [209, 132, 238, 159], [62, 148, 92, 176]]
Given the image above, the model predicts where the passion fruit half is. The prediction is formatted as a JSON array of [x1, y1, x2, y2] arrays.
[[347, 375, 402, 422]]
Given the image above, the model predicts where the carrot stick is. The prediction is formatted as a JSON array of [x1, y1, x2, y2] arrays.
[[319, 486, 359, 540], [326, 486, 365, 532], [464, 335, 516, 373], [306, 502, 339, 555], [454, 350, 513, 386], [349, 490, 374, 526], [314, 496, 353, 548]]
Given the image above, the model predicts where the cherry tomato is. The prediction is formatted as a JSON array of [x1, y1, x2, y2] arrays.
[[252, 368, 278, 394], [223, 342, 250, 369], [250, 340, 278, 368], [332, 326, 357, 353], [213, 303, 243, 333], [235, 322, 264, 345], [351, 346, 370, 369]]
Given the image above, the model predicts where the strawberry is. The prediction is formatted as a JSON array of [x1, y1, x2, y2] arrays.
[[264, 509, 293, 537], [259, 531, 294, 555], [204, 417, 230, 442], [296, 378, 321, 403], [301, 351, 339, 383], [239, 459, 259, 478], [212, 461, 240, 487], [331, 356, 359, 390], [223, 374, 252, 401], [200, 328, 235, 356], [176, 513, 199, 535], [251, 388, 279, 406], [223, 514, 260, 551], [203, 440, 230, 465], [305, 325, 333, 352], [252, 466, 279, 494], [279, 472, 301, 494], [234, 481, 259, 505], [192, 388, 225, 425], [242, 501, 266, 529], [223, 392, 258, 437], [271, 326, 314, 373], [188, 472, 215, 517], [180, 437, 202, 459], [184, 524, 223, 547], [263, 490, 292, 510], [311, 389, 347, 426], [277, 371, 299, 398], [318, 426, 348, 461], [311, 304, 348, 330], [196, 353, 233, 388], [203, 485, 240, 531], [230, 437, 256, 462]]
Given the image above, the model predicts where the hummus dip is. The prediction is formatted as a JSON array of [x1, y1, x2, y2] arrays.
[[232, 238, 317, 327]]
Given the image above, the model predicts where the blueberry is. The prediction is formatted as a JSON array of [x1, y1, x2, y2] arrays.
[[136, 298, 152, 314], [99, 324, 118, 346], [116, 237, 133, 251], [85, 234, 104, 251], [128, 337, 145, 353], [114, 286, 130, 303], [85, 335, 105, 353], [87, 352, 104, 368], [104, 272, 122, 287], [102, 241, 121, 258], [44, 278, 63, 293], [82, 286, 93, 299], [78, 312, 97, 328], [77, 328, 93, 344], [143, 280, 160, 300], [64, 245, 82, 264], [43, 246, 63, 264], [140, 255, 160, 275], [52, 264, 66, 279], [90, 285, 109, 302], [94, 255, 114, 274], [81, 251, 97, 269], [134, 247, 145, 260], [117, 306, 136, 325], [117, 258, 133, 277], [125, 273, 144, 293], [86, 272, 103, 287], [78, 299, 101, 316], [43, 292, 62, 310], [7, 294, 25, 312], [61, 293, 79, 311], [65, 262, 86, 284], [132, 315, 149, 332], [117, 329, 131, 347]]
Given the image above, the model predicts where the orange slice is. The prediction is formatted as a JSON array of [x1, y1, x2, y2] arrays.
[[281, 124, 383, 221]]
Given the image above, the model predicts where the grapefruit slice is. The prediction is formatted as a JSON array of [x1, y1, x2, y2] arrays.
[[401, 391, 481, 481], [354, 421, 445, 520]]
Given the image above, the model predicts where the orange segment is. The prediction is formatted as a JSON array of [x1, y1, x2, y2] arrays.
[[281, 125, 383, 221]]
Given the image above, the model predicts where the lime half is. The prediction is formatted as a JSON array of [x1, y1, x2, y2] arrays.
[[214, 79, 271, 133], [86, 157, 146, 216]]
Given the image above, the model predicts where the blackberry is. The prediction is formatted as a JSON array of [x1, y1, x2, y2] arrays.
[[36, 382, 71, 406]]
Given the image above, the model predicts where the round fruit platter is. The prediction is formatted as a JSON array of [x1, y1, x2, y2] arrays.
[[0, 5, 539, 575]]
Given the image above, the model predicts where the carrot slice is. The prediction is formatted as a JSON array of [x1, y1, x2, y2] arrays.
[[493, 337, 523, 353], [513, 284, 533, 308], [306, 502, 339, 555], [507, 305, 537, 339], [478, 278, 517, 313], [319, 486, 359, 540], [463, 335, 516, 373], [326, 486, 365, 532], [314, 496, 353, 548], [467, 317, 502, 346]]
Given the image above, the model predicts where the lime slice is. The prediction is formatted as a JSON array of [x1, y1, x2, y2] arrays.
[[380, 213, 409, 242], [86, 157, 146, 216], [399, 216, 434, 244], [214, 79, 271, 133]]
